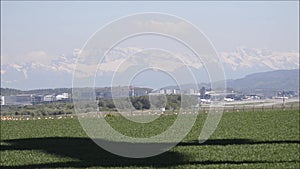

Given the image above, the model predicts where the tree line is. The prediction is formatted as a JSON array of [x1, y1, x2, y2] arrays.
[[98, 95, 182, 111], [0, 102, 75, 116], [0, 95, 183, 116]]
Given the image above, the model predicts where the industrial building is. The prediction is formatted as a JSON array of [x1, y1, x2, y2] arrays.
[[1, 95, 33, 105]]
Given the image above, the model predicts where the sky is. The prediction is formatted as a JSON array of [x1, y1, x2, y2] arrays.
[[1, 1, 299, 60]]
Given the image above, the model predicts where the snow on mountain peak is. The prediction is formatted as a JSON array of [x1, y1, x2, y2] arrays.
[[1, 47, 299, 89], [220, 47, 299, 71]]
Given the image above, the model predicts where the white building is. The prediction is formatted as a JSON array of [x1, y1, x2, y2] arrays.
[[224, 97, 234, 102], [1, 95, 32, 105], [56, 93, 69, 101], [62, 93, 69, 98], [166, 89, 173, 94], [1, 96, 5, 105], [189, 89, 195, 95], [44, 95, 56, 102], [159, 89, 165, 94]]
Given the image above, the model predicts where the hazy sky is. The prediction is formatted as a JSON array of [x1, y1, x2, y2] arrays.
[[1, 1, 299, 62]]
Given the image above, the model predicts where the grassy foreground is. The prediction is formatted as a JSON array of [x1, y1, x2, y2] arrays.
[[1, 110, 299, 169]]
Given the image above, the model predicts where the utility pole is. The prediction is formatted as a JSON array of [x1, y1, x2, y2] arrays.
[[282, 90, 285, 109]]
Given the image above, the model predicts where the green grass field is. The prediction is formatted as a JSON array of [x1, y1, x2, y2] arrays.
[[1, 110, 299, 169]]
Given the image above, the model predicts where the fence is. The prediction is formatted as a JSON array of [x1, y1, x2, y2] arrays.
[[200, 103, 300, 113], [1, 102, 299, 121]]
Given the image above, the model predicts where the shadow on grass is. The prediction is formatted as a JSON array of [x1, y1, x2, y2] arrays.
[[1, 137, 299, 168], [178, 139, 300, 146]]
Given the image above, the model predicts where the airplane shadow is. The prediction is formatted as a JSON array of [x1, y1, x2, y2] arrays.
[[1, 137, 299, 168]]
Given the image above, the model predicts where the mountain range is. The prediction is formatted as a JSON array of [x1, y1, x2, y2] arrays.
[[1, 69, 299, 96], [227, 69, 299, 91], [1, 47, 299, 90]]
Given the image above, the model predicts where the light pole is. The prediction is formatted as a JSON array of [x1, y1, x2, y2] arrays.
[[282, 90, 285, 110]]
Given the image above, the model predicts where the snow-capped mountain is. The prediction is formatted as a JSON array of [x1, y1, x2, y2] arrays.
[[1, 53, 77, 89], [219, 47, 299, 79], [1, 47, 299, 89]]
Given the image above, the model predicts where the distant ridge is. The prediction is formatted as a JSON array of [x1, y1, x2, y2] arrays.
[[0, 88, 72, 96], [1, 69, 299, 95], [227, 69, 299, 91], [161, 69, 299, 91]]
